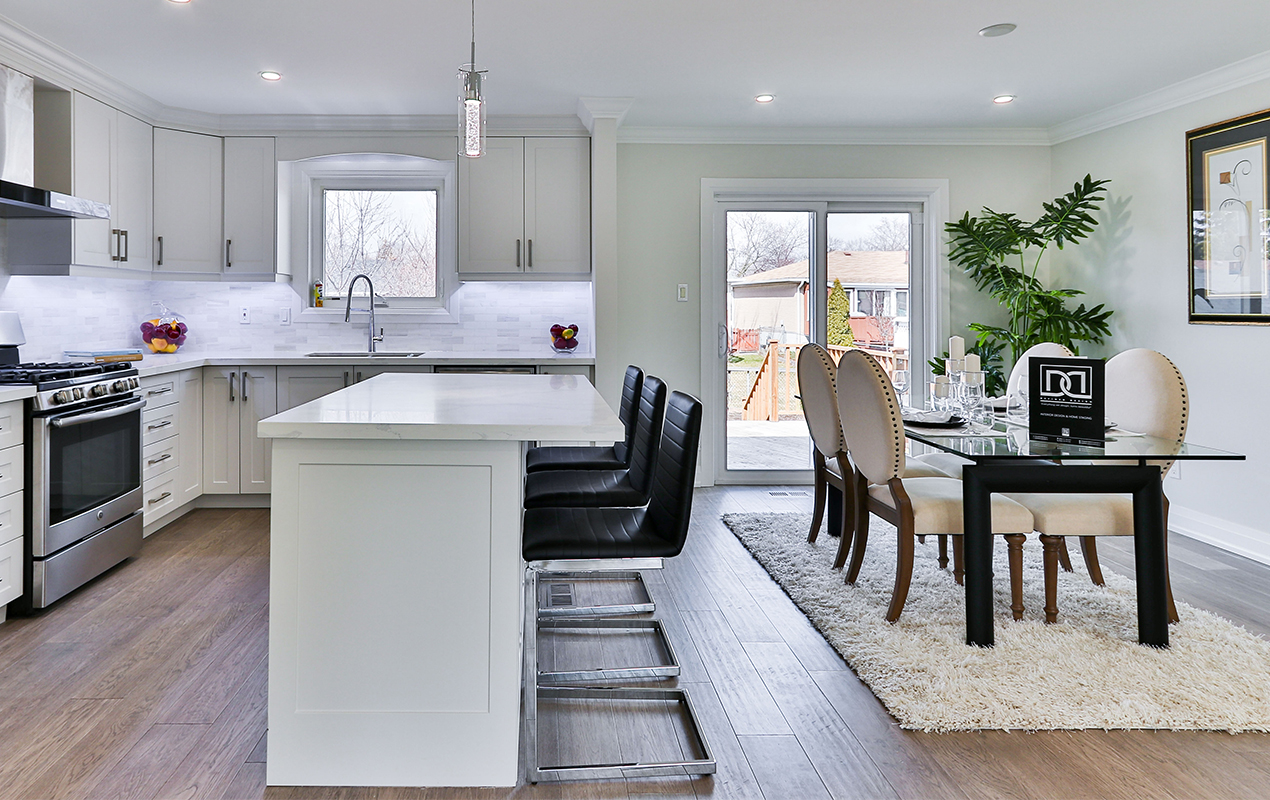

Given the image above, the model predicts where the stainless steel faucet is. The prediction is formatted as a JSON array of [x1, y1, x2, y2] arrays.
[[344, 274, 384, 353]]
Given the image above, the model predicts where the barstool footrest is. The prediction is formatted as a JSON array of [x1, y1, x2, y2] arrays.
[[536, 570, 657, 617], [537, 618, 680, 683]]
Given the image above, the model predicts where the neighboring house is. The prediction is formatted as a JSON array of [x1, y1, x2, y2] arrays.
[[729, 250, 910, 351]]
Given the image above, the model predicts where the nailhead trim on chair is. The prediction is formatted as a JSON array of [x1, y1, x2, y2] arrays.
[[844, 349, 905, 481], [798, 343, 846, 454]]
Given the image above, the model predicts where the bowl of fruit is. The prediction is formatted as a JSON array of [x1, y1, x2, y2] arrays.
[[550, 323, 580, 352], [141, 303, 188, 354]]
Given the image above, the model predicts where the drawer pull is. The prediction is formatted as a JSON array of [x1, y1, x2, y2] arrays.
[[147, 420, 173, 431], [147, 386, 174, 396], [147, 453, 173, 466], [148, 491, 172, 505]]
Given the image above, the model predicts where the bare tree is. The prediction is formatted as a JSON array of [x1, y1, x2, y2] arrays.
[[727, 212, 807, 277], [325, 190, 438, 297], [832, 217, 910, 252]]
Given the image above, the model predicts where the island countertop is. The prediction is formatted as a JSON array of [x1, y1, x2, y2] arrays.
[[257, 372, 624, 442]]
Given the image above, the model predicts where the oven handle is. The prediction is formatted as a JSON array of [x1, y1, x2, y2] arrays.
[[49, 396, 146, 428]]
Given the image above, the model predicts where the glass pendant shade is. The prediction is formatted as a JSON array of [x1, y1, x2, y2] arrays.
[[459, 65, 485, 158]]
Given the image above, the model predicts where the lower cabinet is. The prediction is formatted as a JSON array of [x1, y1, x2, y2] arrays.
[[0, 399, 23, 612], [203, 366, 276, 494], [276, 365, 432, 412]]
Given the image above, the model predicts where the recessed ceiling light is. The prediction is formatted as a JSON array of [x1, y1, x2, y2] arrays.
[[993, 94, 1015, 105], [754, 94, 775, 104], [259, 71, 283, 82], [167, 0, 191, 4], [979, 23, 1017, 37]]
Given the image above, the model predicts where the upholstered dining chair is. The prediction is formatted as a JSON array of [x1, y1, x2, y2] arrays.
[[835, 349, 1035, 622], [797, 344, 950, 571], [1007, 348, 1188, 624]]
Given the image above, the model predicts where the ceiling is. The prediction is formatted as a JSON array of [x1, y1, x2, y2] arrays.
[[1, 0, 1269, 131]]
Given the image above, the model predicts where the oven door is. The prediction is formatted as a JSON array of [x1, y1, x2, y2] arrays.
[[31, 395, 144, 558]]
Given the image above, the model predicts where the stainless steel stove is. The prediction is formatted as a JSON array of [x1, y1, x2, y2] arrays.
[[0, 361, 144, 609]]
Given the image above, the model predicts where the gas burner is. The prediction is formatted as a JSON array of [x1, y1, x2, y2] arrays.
[[0, 360, 133, 386]]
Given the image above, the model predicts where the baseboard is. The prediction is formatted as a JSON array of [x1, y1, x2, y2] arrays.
[[143, 500, 197, 538], [196, 494, 272, 509], [1169, 504, 1270, 567]]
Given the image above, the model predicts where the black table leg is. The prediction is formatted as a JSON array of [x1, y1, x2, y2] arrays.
[[961, 466, 995, 647], [827, 483, 842, 538], [1132, 472, 1169, 647]]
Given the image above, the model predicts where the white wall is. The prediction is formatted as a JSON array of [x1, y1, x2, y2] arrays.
[[608, 141, 1053, 409], [1050, 78, 1270, 561]]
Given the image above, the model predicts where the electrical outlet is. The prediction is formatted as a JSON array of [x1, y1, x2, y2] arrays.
[[1168, 461, 1181, 480], [239, 307, 250, 324], [677, 283, 689, 302], [279, 307, 291, 325]]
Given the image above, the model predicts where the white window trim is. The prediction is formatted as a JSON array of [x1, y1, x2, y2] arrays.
[[698, 177, 949, 487], [286, 153, 460, 322]]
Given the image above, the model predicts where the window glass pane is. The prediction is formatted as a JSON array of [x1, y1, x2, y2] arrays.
[[896, 290, 909, 317], [324, 190, 438, 298]]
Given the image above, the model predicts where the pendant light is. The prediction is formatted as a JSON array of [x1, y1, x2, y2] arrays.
[[458, 0, 487, 158]]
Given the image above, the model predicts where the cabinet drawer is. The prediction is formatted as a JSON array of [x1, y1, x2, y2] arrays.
[[0, 444, 21, 499], [143, 436, 179, 483], [140, 375, 179, 408], [0, 491, 22, 547], [143, 475, 177, 520], [142, 403, 180, 446], [0, 400, 22, 451], [0, 535, 21, 607]]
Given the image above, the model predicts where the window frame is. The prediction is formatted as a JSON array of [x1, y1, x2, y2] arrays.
[[291, 154, 459, 321]]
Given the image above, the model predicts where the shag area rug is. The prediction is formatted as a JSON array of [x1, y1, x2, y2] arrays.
[[722, 512, 1270, 732]]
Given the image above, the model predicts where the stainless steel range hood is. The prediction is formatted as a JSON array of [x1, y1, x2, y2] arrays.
[[0, 178, 109, 219]]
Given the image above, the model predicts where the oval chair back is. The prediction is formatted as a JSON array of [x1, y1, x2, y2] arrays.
[[626, 375, 667, 496], [1106, 348, 1189, 475], [646, 391, 703, 556], [1007, 342, 1074, 398], [615, 365, 645, 464], [835, 349, 905, 486], [797, 343, 846, 459]]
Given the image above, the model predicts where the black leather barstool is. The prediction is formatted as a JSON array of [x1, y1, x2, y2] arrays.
[[522, 392, 716, 783], [523, 375, 665, 509], [525, 365, 643, 473]]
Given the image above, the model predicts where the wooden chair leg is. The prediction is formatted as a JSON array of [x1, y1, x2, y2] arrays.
[[807, 457, 827, 543], [1057, 540, 1074, 572], [937, 535, 949, 569], [1004, 534, 1026, 621], [845, 473, 870, 585], [952, 537, 965, 586], [831, 479, 854, 571], [917, 535, 926, 544], [885, 525, 916, 623], [1040, 535, 1063, 624], [1080, 536, 1105, 586]]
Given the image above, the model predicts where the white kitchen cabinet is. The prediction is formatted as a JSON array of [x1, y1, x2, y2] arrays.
[[0, 400, 23, 618], [177, 369, 203, 506], [71, 92, 152, 270], [459, 137, 590, 276], [277, 365, 433, 413], [223, 137, 277, 276], [203, 367, 276, 494], [154, 128, 224, 275]]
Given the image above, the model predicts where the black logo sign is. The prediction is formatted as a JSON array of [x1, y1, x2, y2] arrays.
[[1029, 356, 1105, 447]]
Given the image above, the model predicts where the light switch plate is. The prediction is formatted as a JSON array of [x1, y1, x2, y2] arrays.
[[279, 307, 291, 325], [677, 284, 689, 302]]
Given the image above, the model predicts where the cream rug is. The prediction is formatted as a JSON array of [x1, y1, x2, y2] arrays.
[[722, 512, 1270, 732]]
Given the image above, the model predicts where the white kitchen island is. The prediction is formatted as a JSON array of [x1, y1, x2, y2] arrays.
[[257, 373, 624, 788]]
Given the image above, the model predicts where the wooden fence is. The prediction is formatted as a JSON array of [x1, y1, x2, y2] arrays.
[[734, 341, 908, 422]]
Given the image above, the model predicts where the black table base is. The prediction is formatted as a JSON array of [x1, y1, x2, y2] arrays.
[[961, 461, 1168, 648]]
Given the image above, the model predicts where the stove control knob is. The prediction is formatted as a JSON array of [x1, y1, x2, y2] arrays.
[[129, 377, 140, 389], [111, 380, 129, 393], [51, 390, 72, 405], [72, 387, 85, 400], [90, 384, 108, 398]]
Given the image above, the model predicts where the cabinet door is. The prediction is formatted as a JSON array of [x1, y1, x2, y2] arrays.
[[178, 369, 203, 505], [523, 137, 591, 274], [348, 365, 433, 384], [202, 367, 240, 494], [276, 366, 350, 412], [223, 137, 276, 276], [114, 112, 153, 269], [71, 92, 116, 268], [458, 137, 524, 273], [239, 367, 276, 494], [154, 128, 223, 274]]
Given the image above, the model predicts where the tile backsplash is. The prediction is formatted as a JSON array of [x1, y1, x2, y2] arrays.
[[0, 276, 594, 361]]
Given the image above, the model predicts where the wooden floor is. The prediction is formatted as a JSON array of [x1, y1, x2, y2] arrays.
[[2, 490, 1270, 799]]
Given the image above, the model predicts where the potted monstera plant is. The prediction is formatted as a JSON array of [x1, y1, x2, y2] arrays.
[[934, 174, 1115, 396]]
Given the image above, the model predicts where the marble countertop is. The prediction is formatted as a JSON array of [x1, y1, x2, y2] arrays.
[[0, 385, 36, 403], [257, 372, 624, 442], [132, 349, 594, 378]]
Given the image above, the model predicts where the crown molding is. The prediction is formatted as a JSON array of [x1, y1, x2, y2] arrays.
[[618, 125, 1052, 146], [577, 97, 634, 133], [1048, 49, 1270, 144]]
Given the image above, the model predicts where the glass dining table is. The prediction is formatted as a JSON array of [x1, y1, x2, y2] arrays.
[[903, 418, 1244, 649]]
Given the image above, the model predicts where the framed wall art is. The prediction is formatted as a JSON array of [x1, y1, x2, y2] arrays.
[[1188, 109, 1270, 324]]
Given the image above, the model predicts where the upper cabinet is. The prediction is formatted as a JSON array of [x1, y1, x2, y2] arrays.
[[153, 128, 223, 275], [72, 93, 153, 271], [459, 136, 590, 277], [223, 137, 277, 277]]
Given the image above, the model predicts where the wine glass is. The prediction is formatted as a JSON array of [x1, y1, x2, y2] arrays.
[[892, 369, 910, 408]]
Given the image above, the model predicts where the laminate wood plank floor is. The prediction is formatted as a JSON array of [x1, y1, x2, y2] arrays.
[[2, 491, 1269, 799]]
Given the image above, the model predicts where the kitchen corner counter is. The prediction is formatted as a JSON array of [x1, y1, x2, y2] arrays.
[[0, 385, 36, 404], [131, 349, 595, 378]]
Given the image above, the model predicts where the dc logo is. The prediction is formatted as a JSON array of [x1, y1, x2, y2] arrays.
[[1039, 365, 1093, 400]]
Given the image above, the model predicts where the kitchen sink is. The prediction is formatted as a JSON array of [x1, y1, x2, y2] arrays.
[[304, 351, 429, 358]]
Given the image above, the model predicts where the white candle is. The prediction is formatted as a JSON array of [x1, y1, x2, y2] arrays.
[[948, 335, 965, 360], [964, 353, 981, 372]]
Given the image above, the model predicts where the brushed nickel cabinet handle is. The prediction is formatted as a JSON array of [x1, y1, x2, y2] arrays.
[[229, 372, 236, 402], [226, 238, 232, 269], [147, 420, 173, 430], [242, 372, 250, 401], [343, 371, 350, 387], [527, 238, 533, 269], [516, 238, 522, 269], [147, 453, 173, 466], [157, 236, 164, 266], [111, 229, 121, 262], [122, 229, 129, 262], [147, 386, 173, 396], [148, 491, 172, 505]]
